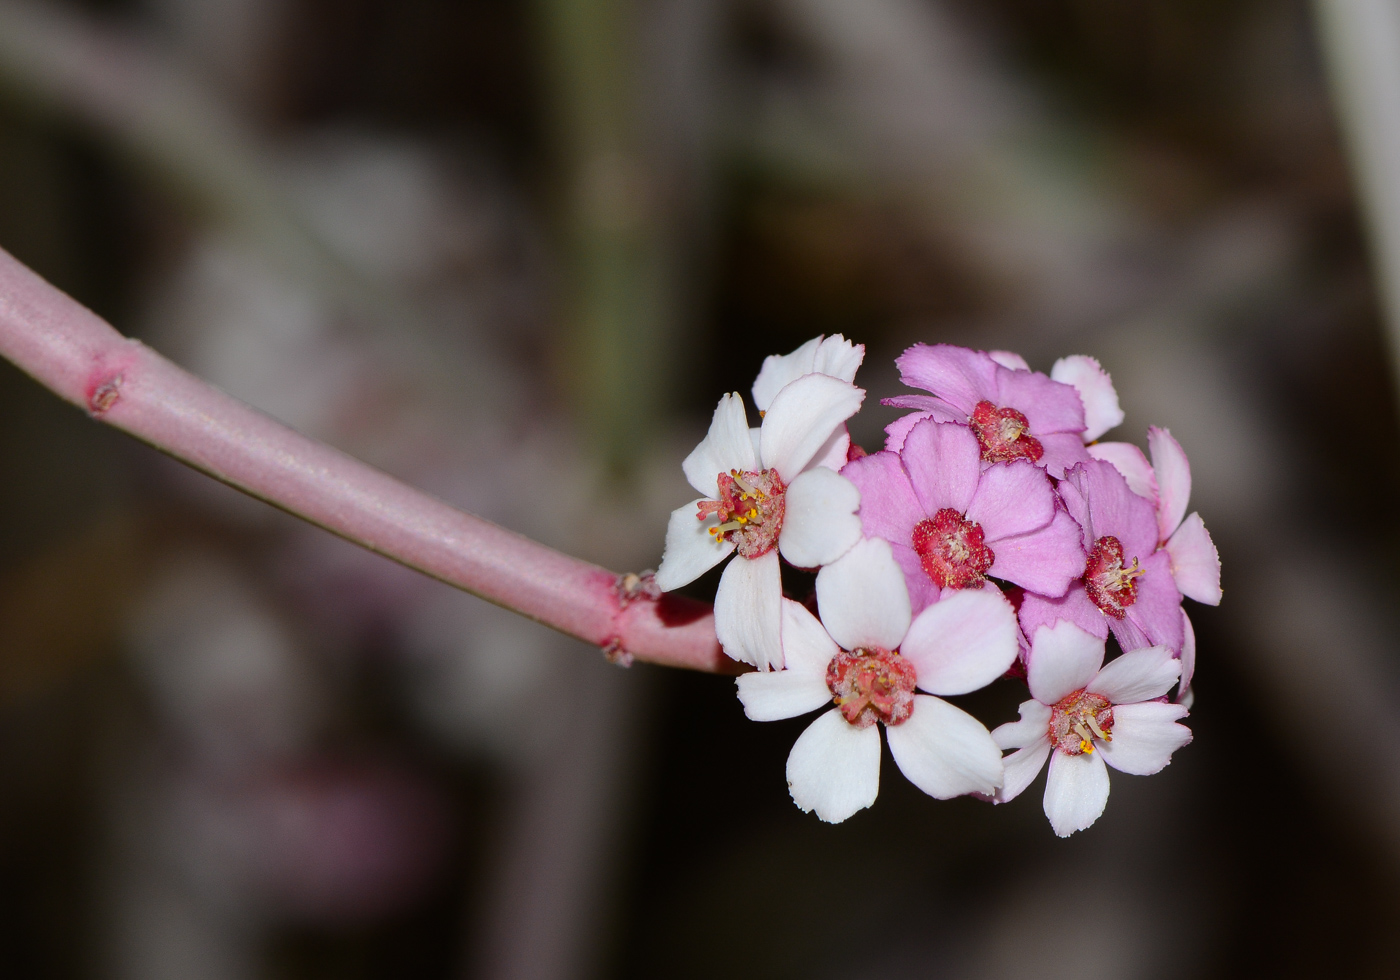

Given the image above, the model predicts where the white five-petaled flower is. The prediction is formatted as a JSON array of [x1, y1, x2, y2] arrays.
[[992, 620, 1192, 837], [654, 372, 865, 670], [736, 537, 1019, 822]]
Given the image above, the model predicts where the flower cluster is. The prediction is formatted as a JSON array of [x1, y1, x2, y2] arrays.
[[656, 339, 1219, 836]]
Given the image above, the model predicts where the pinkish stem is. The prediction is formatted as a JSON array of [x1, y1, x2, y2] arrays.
[[0, 247, 733, 674]]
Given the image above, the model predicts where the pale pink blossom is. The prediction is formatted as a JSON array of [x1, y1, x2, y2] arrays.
[[655, 373, 865, 670], [842, 418, 1084, 614], [751, 334, 865, 470], [883, 344, 1091, 478], [992, 621, 1191, 837], [735, 538, 1019, 822], [1050, 355, 1125, 443]]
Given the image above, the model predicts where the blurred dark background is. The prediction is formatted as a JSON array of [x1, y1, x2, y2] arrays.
[[0, 0, 1398, 977]]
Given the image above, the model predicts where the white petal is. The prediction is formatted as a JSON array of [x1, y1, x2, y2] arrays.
[[752, 337, 821, 412], [780, 598, 840, 677], [994, 739, 1051, 803], [807, 424, 851, 472], [815, 537, 911, 652], [653, 500, 734, 591], [1043, 749, 1110, 837], [812, 334, 865, 382], [886, 695, 1004, 799], [714, 551, 783, 670], [1178, 609, 1196, 698], [1148, 426, 1190, 542], [1086, 646, 1180, 704], [989, 350, 1030, 371], [1087, 441, 1158, 502], [779, 468, 862, 568], [785, 709, 881, 823], [1166, 512, 1222, 605], [992, 699, 1053, 750], [682, 393, 755, 498], [1098, 701, 1191, 775], [1052, 355, 1125, 443], [760, 374, 865, 479], [736, 670, 832, 721], [1026, 621, 1105, 704], [900, 588, 1020, 696]]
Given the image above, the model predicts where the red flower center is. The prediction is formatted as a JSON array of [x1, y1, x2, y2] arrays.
[[1084, 534, 1143, 619], [970, 400, 1044, 464], [1049, 688, 1114, 755], [696, 469, 786, 559], [912, 508, 995, 589], [826, 647, 917, 728]]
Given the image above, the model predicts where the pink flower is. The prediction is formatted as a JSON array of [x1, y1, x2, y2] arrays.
[[991, 621, 1191, 837], [842, 419, 1085, 614], [654, 373, 865, 670], [883, 344, 1092, 478], [1019, 459, 1186, 655], [736, 538, 1019, 822], [1087, 427, 1222, 607]]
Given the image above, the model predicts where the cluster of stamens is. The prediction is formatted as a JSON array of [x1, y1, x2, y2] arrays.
[[696, 468, 786, 559], [970, 400, 1044, 463], [1048, 689, 1114, 755], [826, 647, 917, 728], [1084, 535, 1144, 619], [911, 508, 995, 589]]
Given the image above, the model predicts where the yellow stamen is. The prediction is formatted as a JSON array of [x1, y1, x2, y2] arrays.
[[1079, 739, 1094, 754]]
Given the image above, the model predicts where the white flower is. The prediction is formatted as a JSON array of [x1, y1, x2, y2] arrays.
[[1051, 354, 1125, 444], [992, 620, 1192, 837], [735, 538, 1019, 822], [654, 371, 865, 670]]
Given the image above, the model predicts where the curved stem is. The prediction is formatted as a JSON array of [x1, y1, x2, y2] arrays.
[[0, 246, 733, 674]]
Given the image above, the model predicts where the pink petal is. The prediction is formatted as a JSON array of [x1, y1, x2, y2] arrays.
[[714, 551, 783, 670], [1051, 355, 1124, 442], [989, 350, 1030, 371], [1019, 584, 1107, 643], [760, 374, 865, 480], [1119, 551, 1185, 653], [1166, 512, 1222, 605], [900, 420, 981, 516], [1059, 459, 1158, 560], [1026, 620, 1105, 704], [1086, 645, 1180, 704], [1044, 749, 1110, 837], [842, 451, 924, 546], [994, 366, 1086, 435], [785, 709, 881, 823], [901, 588, 1020, 695], [883, 410, 934, 451], [966, 459, 1055, 541], [780, 468, 863, 568], [735, 670, 832, 721], [1148, 426, 1191, 542], [1036, 432, 1093, 480], [894, 343, 998, 416], [994, 739, 1051, 804], [886, 695, 1004, 799], [992, 699, 1053, 750], [1097, 701, 1191, 775], [986, 508, 1087, 599], [1088, 441, 1158, 502], [815, 537, 912, 652], [779, 597, 840, 676], [881, 394, 965, 418], [890, 541, 943, 615], [681, 392, 755, 498], [1178, 609, 1196, 699], [653, 500, 735, 591]]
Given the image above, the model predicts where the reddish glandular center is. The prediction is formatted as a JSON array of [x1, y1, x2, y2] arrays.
[[1049, 689, 1114, 755], [696, 468, 786, 559], [970, 400, 1044, 464], [1084, 535, 1143, 620], [912, 508, 995, 589], [826, 647, 917, 728]]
